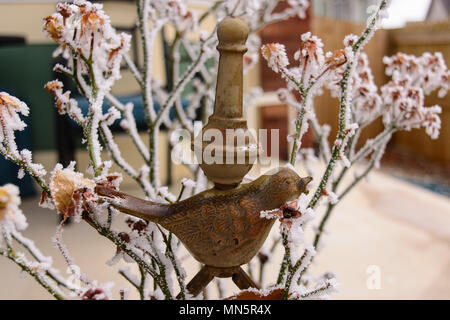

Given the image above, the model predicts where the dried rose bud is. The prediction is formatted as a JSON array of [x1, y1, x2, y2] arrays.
[[80, 10, 104, 37], [82, 288, 108, 300], [107, 36, 126, 70], [325, 49, 346, 70], [44, 80, 69, 114], [44, 80, 62, 94], [50, 169, 95, 216], [118, 232, 130, 243], [132, 220, 148, 234], [0, 92, 29, 116], [261, 43, 289, 73], [43, 16, 63, 42], [115, 232, 131, 255], [299, 38, 320, 63], [56, 3, 72, 23], [125, 217, 148, 233], [280, 201, 301, 219]]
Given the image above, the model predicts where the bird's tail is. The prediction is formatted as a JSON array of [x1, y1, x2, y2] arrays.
[[95, 186, 171, 222]]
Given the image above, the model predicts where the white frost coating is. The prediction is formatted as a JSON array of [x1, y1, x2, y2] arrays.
[[52, 225, 90, 287], [284, 162, 299, 174], [105, 251, 123, 267], [138, 165, 157, 199], [296, 194, 315, 225], [381, 52, 447, 139], [179, 178, 196, 199], [100, 122, 138, 178], [11, 230, 52, 264], [118, 266, 140, 288], [259, 208, 281, 220], [157, 186, 176, 203], [17, 168, 25, 180], [44, 80, 85, 124], [290, 245, 316, 285], [228, 284, 285, 300], [261, 43, 289, 73], [81, 280, 115, 300], [0, 92, 30, 157], [300, 278, 340, 300], [181, 178, 196, 189], [20, 149, 47, 178], [194, 168, 208, 194]]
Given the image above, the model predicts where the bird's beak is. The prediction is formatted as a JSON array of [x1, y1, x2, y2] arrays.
[[297, 176, 313, 193]]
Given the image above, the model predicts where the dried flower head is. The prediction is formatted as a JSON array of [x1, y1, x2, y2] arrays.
[[422, 105, 442, 139], [0, 92, 29, 127], [295, 32, 324, 66], [45, 80, 84, 123], [325, 49, 347, 70], [384, 52, 448, 96], [293, 32, 325, 82], [0, 92, 30, 155], [0, 185, 17, 221], [43, 0, 131, 95], [0, 184, 27, 231], [50, 168, 95, 216], [43, 15, 63, 42], [381, 77, 443, 139], [260, 194, 314, 229], [45, 80, 69, 114], [261, 43, 289, 73], [81, 281, 113, 300]]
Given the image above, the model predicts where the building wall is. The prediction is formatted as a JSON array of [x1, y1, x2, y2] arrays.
[[426, 0, 450, 22], [313, 0, 379, 24]]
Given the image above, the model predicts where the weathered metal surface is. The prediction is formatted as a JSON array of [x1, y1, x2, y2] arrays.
[[96, 167, 311, 268], [192, 16, 257, 190]]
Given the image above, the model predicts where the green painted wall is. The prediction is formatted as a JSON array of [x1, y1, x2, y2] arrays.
[[0, 44, 58, 151]]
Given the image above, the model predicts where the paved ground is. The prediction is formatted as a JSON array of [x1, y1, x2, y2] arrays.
[[382, 148, 450, 197], [0, 164, 449, 300]]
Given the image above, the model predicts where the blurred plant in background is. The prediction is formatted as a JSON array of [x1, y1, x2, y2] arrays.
[[0, 0, 448, 300]]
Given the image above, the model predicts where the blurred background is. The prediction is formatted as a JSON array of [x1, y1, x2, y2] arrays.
[[0, 0, 449, 300]]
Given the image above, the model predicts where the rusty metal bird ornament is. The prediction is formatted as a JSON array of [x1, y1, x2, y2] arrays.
[[95, 16, 312, 297], [96, 168, 311, 295]]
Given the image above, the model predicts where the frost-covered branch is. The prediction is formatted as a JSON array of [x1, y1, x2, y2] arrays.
[[0, 185, 65, 299], [1, 243, 65, 300], [307, 0, 389, 210]]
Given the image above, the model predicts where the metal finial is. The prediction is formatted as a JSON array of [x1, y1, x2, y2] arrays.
[[193, 16, 256, 190]]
